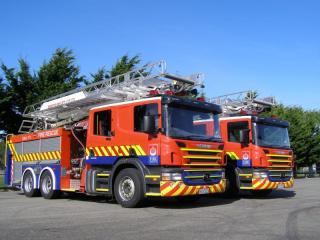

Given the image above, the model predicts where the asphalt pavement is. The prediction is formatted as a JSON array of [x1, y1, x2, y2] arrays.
[[0, 178, 319, 240]]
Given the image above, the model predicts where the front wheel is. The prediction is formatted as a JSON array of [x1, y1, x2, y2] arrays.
[[114, 168, 144, 208], [23, 171, 39, 197], [40, 171, 60, 199]]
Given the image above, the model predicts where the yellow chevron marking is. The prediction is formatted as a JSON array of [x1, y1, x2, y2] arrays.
[[107, 146, 116, 156], [172, 185, 186, 196], [85, 148, 90, 156], [120, 146, 129, 156], [131, 145, 142, 156], [32, 153, 37, 160], [44, 152, 49, 160], [113, 146, 122, 156], [48, 152, 53, 159], [136, 145, 146, 156], [184, 186, 194, 195], [180, 148, 223, 153], [100, 146, 109, 156], [183, 156, 221, 160], [57, 151, 61, 158], [162, 182, 179, 195], [95, 147, 103, 157]]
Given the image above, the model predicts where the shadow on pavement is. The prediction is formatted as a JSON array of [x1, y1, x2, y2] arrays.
[[242, 189, 296, 199]]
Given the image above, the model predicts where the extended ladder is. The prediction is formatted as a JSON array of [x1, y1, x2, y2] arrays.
[[19, 60, 204, 133], [210, 90, 276, 116]]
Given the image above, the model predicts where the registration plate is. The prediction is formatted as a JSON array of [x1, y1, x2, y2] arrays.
[[199, 188, 209, 195]]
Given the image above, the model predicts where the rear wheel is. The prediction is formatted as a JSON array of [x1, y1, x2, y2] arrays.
[[40, 171, 60, 199], [251, 189, 272, 197], [23, 171, 39, 197], [114, 168, 144, 208]]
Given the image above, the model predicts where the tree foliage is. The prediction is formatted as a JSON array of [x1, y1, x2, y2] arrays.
[[265, 105, 320, 166], [0, 48, 84, 134]]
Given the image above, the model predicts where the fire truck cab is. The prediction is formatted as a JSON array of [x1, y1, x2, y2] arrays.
[[220, 115, 294, 196]]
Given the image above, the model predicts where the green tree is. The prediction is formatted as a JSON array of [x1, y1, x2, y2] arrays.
[[35, 48, 85, 102], [266, 105, 320, 167], [0, 48, 85, 135], [88, 54, 142, 84]]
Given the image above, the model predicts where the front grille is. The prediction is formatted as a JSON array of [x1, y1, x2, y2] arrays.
[[267, 154, 293, 182], [182, 169, 223, 186], [180, 148, 222, 167]]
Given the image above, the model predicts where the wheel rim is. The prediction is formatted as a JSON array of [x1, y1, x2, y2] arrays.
[[118, 176, 135, 201], [24, 175, 33, 193], [42, 175, 52, 194]]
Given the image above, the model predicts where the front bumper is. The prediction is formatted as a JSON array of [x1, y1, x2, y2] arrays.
[[251, 177, 294, 190], [159, 179, 226, 197]]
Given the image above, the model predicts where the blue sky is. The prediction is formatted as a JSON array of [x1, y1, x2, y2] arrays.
[[0, 0, 319, 109]]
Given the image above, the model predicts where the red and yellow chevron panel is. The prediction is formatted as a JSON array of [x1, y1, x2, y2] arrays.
[[85, 145, 147, 157], [252, 177, 294, 190], [6, 140, 61, 162], [159, 179, 226, 197]]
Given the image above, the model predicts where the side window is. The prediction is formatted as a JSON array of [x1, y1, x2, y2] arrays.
[[94, 110, 112, 136], [134, 103, 158, 132], [227, 121, 249, 143]]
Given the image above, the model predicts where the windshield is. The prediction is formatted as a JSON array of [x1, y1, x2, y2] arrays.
[[255, 123, 290, 149], [166, 104, 221, 142]]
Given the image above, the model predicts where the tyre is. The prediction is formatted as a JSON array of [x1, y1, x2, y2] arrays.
[[114, 168, 144, 208], [225, 166, 240, 197], [175, 195, 201, 203], [40, 171, 60, 199], [251, 189, 272, 197], [23, 171, 39, 197]]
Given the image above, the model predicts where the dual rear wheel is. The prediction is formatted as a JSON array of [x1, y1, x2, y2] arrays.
[[23, 170, 59, 199]]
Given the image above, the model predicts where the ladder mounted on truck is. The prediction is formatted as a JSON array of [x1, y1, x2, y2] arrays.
[[210, 90, 276, 116], [19, 60, 204, 133]]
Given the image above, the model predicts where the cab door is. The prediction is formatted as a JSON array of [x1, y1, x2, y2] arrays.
[[225, 120, 252, 167]]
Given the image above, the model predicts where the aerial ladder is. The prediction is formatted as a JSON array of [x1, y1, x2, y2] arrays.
[[19, 60, 204, 133], [209, 90, 276, 116]]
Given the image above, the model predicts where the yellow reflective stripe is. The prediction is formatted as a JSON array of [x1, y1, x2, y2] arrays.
[[107, 146, 116, 156], [180, 148, 222, 153], [266, 154, 291, 158], [239, 173, 252, 177], [97, 173, 110, 177], [96, 188, 109, 192], [120, 146, 129, 156], [145, 192, 161, 196], [145, 175, 161, 179], [230, 152, 240, 160], [183, 163, 220, 166], [268, 159, 291, 163], [136, 145, 146, 156], [100, 146, 109, 156], [183, 156, 221, 160]]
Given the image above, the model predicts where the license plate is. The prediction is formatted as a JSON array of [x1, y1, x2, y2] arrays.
[[199, 188, 209, 195], [278, 183, 284, 189]]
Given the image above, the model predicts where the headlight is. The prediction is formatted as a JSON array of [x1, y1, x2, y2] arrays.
[[253, 172, 268, 179], [162, 173, 182, 181]]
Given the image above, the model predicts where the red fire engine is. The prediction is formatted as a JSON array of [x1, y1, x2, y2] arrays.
[[4, 61, 226, 207], [196, 91, 294, 196]]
